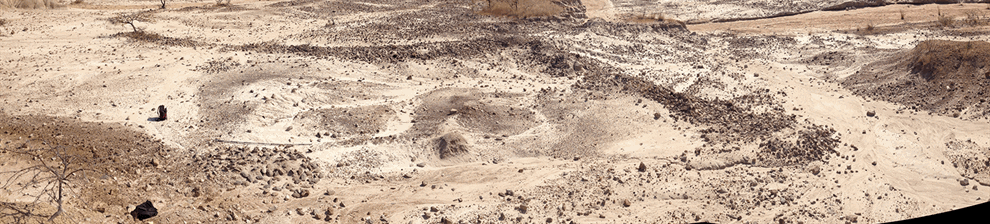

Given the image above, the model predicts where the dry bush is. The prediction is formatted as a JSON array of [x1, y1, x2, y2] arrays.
[[1, 142, 98, 222], [964, 10, 989, 26], [477, 0, 564, 18], [108, 11, 156, 33], [0, 18, 6, 27]]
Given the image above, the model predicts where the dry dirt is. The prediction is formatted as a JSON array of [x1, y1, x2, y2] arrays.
[[1, 0, 990, 223]]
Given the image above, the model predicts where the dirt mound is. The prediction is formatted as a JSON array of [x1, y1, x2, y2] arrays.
[[842, 40, 990, 119], [437, 132, 469, 159], [408, 88, 539, 137]]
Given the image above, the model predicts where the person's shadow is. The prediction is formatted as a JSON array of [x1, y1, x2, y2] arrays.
[[147, 117, 165, 122]]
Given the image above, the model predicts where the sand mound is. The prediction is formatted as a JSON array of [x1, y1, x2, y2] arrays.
[[0, 0, 59, 9], [843, 40, 990, 119], [437, 132, 469, 159]]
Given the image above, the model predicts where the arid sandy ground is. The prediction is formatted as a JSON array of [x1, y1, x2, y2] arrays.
[[1, 0, 989, 223]]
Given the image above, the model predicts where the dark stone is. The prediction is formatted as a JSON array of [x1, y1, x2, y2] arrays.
[[130, 200, 158, 220]]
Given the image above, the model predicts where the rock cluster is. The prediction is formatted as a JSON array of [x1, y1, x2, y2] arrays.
[[192, 146, 322, 186]]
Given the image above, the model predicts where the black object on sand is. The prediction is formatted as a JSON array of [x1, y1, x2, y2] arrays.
[[158, 105, 167, 120]]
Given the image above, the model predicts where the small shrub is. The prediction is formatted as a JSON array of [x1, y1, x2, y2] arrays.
[[72, 0, 83, 4], [0, 18, 7, 27], [938, 15, 955, 28], [865, 24, 875, 33]]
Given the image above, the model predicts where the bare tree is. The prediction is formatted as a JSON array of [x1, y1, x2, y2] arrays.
[[1, 141, 96, 222], [160, 0, 166, 9]]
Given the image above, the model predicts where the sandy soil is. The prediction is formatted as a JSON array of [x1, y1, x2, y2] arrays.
[[1, 0, 989, 223]]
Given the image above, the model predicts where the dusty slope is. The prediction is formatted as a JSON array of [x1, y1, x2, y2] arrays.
[[843, 40, 990, 120], [1, 0, 989, 224]]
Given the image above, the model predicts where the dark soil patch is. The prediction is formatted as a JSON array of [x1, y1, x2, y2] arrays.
[[109, 31, 203, 47], [843, 40, 990, 119], [292, 105, 395, 138], [195, 57, 241, 74], [575, 70, 838, 166]]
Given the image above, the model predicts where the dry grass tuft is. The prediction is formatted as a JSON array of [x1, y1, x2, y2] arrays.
[[477, 0, 564, 18]]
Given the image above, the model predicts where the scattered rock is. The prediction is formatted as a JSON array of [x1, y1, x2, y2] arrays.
[[808, 164, 821, 175], [622, 199, 631, 207], [844, 214, 858, 223], [638, 162, 647, 172], [292, 189, 311, 198], [961, 178, 970, 186], [866, 111, 876, 117]]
